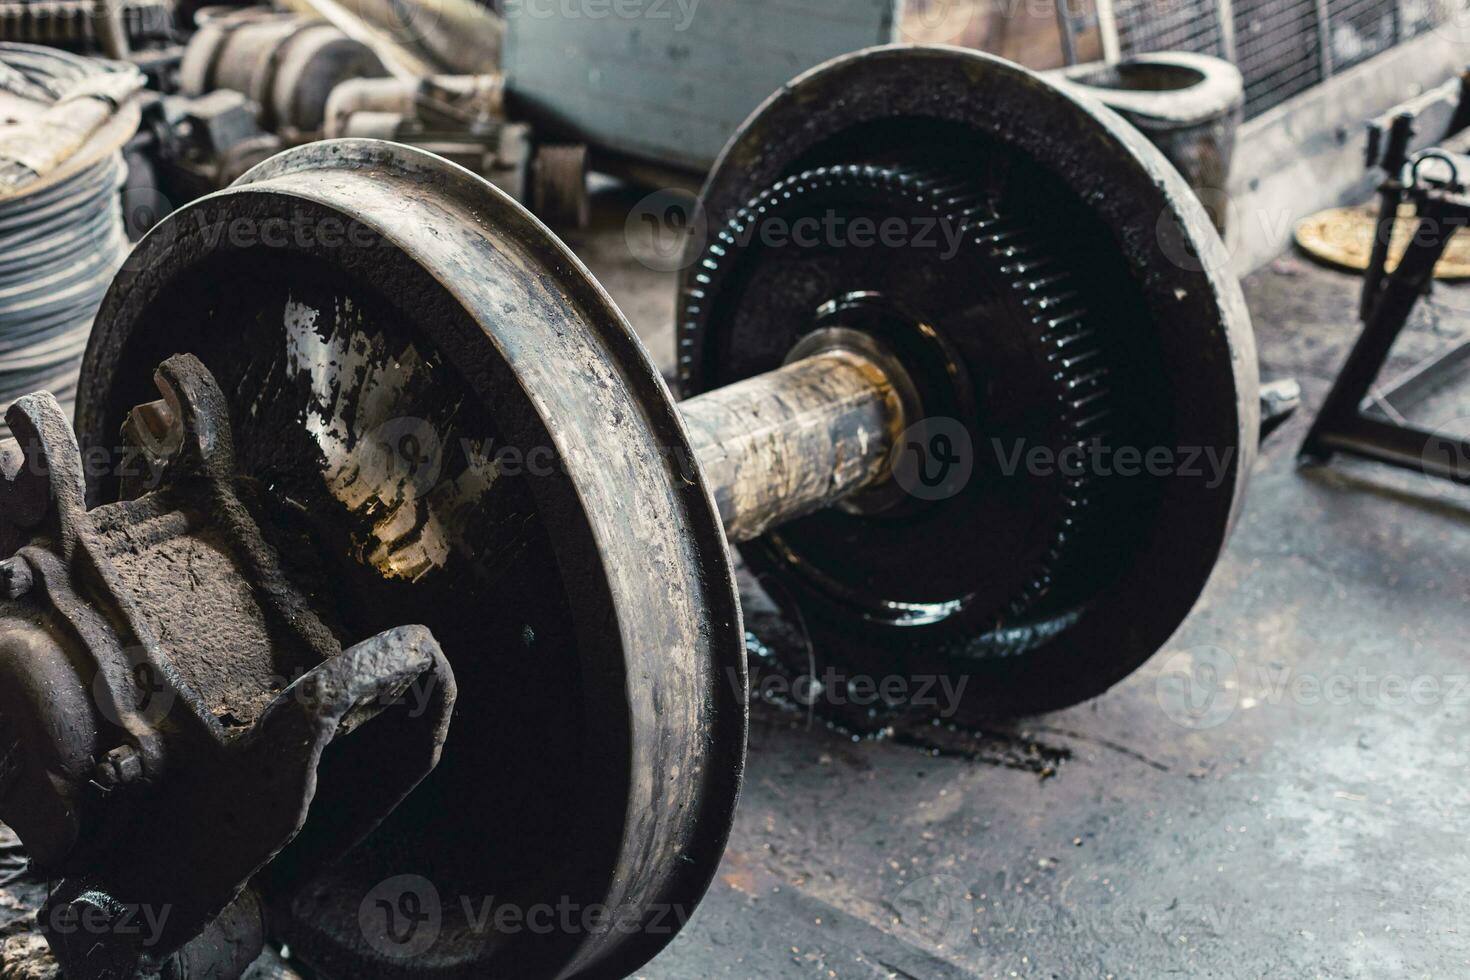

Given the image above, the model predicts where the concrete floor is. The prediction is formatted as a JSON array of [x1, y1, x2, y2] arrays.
[[2, 193, 1467, 980], [575, 193, 1470, 979]]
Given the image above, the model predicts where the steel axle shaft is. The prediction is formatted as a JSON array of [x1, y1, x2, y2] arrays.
[[680, 345, 908, 544]]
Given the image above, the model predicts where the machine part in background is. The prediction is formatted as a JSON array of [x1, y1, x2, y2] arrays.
[[0, 43, 140, 432], [0, 354, 455, 979], [679, 45, 1260, 720], [1050, 51, 1243, 233], [322, 72, 535, 210], [531, 141, 588, 229], [179, 7, 386, 140], [281, 0, 501, 79], [123, 87, 283, 235], [321, 72, 418, 134], [77, 139, 745, 980], [0, 0, 171, 53]]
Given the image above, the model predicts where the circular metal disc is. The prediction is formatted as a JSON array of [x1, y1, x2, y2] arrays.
[[76, 140, 745, 979], [680, 45, 1259, 719], [1295, 202, 1470, 279]]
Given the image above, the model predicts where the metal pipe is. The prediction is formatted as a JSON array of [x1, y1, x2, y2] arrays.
[[1095, 0, 1120, 64], [1360, 112, 1415, 322], [1215, 0, 1237, 64], [680, 349, 906, 544], [92, 0, 131, 60], [1055, 0, 1078, 67], [277, 0, 436, 81]]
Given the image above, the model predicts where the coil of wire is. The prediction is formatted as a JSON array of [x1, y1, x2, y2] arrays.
[[0, 43, 134, 431]]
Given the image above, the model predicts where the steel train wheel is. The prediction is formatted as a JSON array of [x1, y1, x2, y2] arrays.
[[76, 141, 745, 979], [678, 46, 1259, 720]]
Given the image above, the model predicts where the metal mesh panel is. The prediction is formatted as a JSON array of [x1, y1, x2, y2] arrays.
[[1233, 0, 1325, 116], [1328, 0, 1399, 72], [1115, 0, 1455, 121], [1114, 0, 1226, 56]]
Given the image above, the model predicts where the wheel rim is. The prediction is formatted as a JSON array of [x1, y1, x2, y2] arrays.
[[78, 140, 745, 978]]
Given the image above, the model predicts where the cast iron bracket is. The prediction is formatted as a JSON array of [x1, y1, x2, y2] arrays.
[[0, 354, 456, 978]]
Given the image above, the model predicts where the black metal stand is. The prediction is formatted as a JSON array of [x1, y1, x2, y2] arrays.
[[1298, 91, 1470, 485]]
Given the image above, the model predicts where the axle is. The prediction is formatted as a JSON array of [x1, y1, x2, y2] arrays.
[[680, 335, 912, 543]]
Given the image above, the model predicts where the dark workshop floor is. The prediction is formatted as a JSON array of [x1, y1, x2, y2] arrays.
[[575, 189, 1470, 979]]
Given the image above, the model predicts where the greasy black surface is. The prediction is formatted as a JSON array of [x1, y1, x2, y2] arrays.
[[680, 48, 1257, 719], [681, 162, 1151, 667], [632, 249, 1470, 978]]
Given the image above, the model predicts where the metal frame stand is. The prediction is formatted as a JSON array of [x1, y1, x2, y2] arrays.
[[1298, 91, 1470, 486]]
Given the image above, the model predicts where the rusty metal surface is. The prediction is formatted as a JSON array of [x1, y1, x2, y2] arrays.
[[75, 139, 746, 979], [0, 355, 455, 977], [683, 348, 903, 544]]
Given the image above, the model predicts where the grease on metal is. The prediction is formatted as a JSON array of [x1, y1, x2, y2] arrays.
[[282, 297, 497, 580]]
